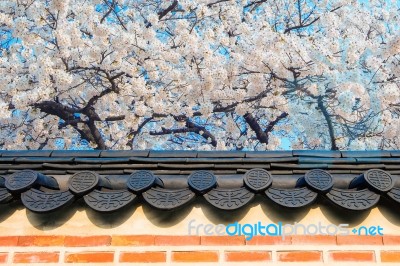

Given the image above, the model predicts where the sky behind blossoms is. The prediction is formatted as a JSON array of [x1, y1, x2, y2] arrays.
[[0, 0, 400, 151]]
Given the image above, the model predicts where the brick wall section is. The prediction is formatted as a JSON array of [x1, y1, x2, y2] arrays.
[[0, 235, 398, 263]]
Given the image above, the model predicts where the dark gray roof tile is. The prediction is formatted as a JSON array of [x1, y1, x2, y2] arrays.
[[149, 150, 197, 158], [390, 151, 400, 157], [100, 150, 149, 157], [293, 170, 308, 174], [43, 163, 102, 169], [355, 158, 400, 164], [0, 164, 43, 169], [197, 151, 245, 158], [75, 157, 130, 164], [327, 164, 385, 169], [51, 150, 101, 157], [293, 150, 341, 157], [186, 158, 243, 163], [39, 170, 68, 175], [214, 164, 270, 169], [0, 158, 15, 163], [181, 170, 236, 175], [350, 170, 365, 174], [1, 150, 52, 157], [101, 164, 158, 169], [270, 170, 293, 174], [130, 157, 187, 163], [388, 170, 400, 174], [15, 157, 74, 163], [341, 150, 391, 158], [243, 157, 298, 163], [298, 157, 356, 164], [271, 163, 328, 169], [129, 169, 180, 175], [158, 163, 214, 169], [383, 165, 400, 170], [324, 170, 352, 174], [95, 170, 125, 175], [245, 151, 292, 158]]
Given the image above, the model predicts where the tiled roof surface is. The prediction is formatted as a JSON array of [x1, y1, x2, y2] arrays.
[[0, 150, 399, 213]]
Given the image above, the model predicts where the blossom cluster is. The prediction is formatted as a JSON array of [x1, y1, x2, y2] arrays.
[[0, 0, 399, 150]]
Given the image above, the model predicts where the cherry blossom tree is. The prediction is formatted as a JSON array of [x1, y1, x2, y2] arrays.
[[0, 0, 399, 150]]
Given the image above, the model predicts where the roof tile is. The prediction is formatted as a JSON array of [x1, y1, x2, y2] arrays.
[[51, 150, 101, 157], [342, 150, 391, 158], [100, 150, 149, 157], [293, 150, 341, 157]]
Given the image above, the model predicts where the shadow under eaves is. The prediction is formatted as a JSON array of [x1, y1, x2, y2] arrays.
[[377, 196, 400, 227], [259, 194, 312, 223], [195, 196, 251, 225], [26, 198, 81, 231], [319, 196, 371, 227], [86, 200, 138, 229], [142, 196, 195, 228], [0, 200, 22, 223]]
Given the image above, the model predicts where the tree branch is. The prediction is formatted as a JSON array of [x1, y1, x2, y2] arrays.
[[100, 0, 116, 23], [105, 115, 125, 121], [243, 113, 269, 143], [284, 17, 320, 34], [265, 112, 288, 134], [244, 112, 288, 145], [207, 0, 231, 7], [150, 119, 217, 147], [317, 96, 338, 150], [33, 101, 105, 149], [244, 0, 268, 9], [158, 0, 178, 20], [284, 5, 342, 34]]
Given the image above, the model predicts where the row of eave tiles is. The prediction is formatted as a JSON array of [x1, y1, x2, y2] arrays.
[[1, 150, 400, 176]]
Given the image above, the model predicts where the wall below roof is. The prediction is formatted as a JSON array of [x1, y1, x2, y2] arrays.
[[0, 199, 399, 264], [0, 198, 400, 235]]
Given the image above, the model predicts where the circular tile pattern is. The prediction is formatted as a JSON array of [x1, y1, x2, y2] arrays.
[[127, 170, 156, 193], [304, 169, 334, 192], [188, 171, 217, 193], [5, 170, 38, 193], [364, 169, 394, 192], [68, 171, 99, 196], [243, 168, 272, 192]]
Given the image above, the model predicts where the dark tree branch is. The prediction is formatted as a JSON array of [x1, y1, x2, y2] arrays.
[[150, 119, 217, 147], [317, 96, 338, 150], [87, 119, 106, 149], [244, 112, 288, 145], [33, 101, 105, 149], [127, 117, 153, 148], [82, 72, 123, 112], [158, 0, 178, 20], [284, 5, 342, 34], [244, 0, 268, 9], [207, 0, 230, 7], [243, 113, 269, 143], [265, 112, 288, 134], [100, 0, 116, 23], [284, 17, 320, 34], [105, 115, 125, 121], [33, 101, 77, 121], [186, 120, 217, 147]]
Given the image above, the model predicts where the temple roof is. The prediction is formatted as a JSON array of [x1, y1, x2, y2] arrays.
[[0, 150, 399, 213]]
